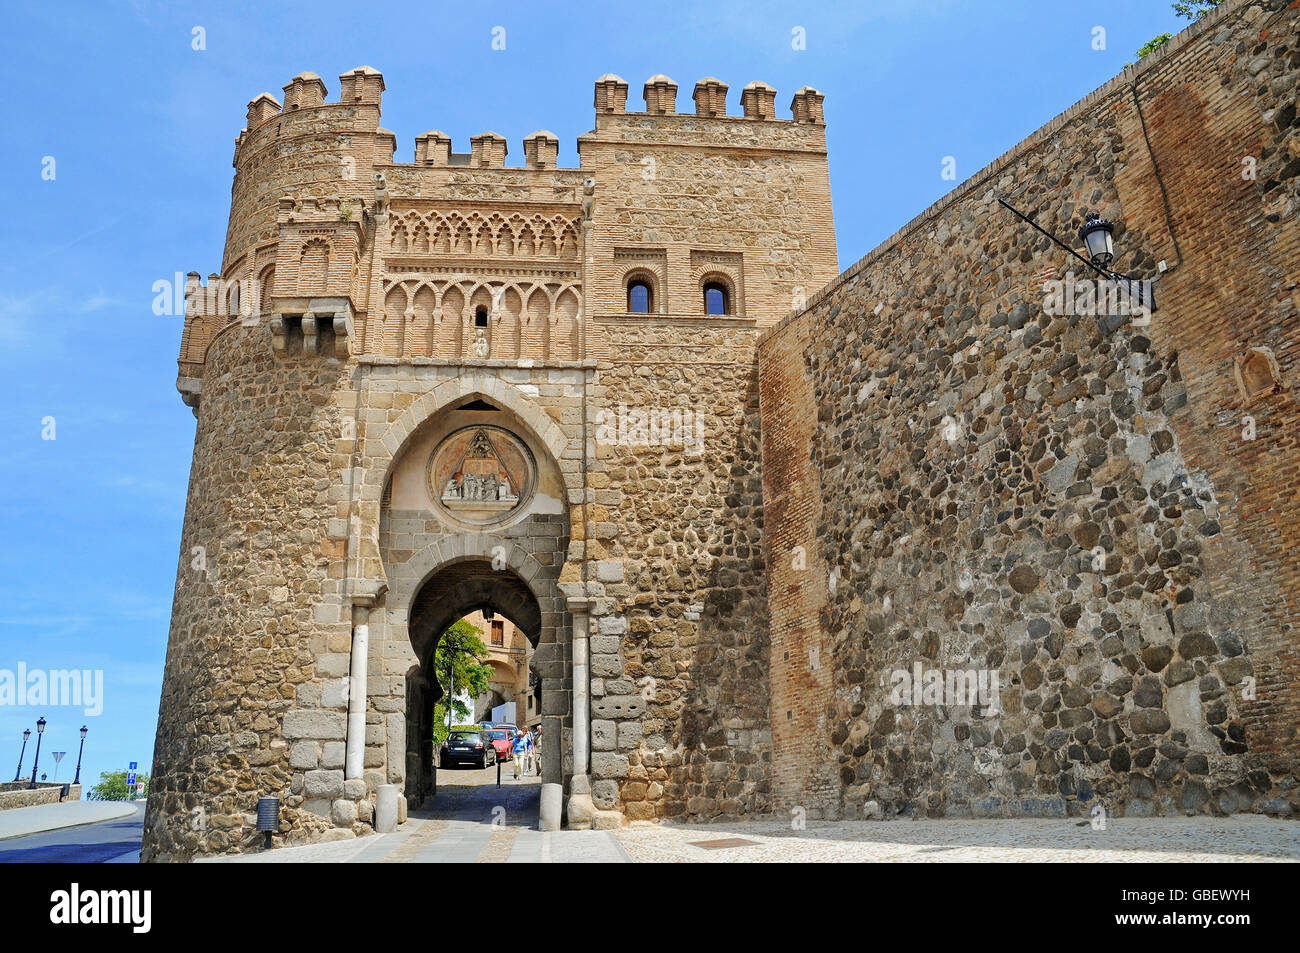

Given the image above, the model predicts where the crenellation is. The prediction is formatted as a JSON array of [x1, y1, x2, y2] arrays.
[[692, 77, 729, 117], [523, 130, 560, 169], [741, 81, 777, 120], [246, 92, 281, 128], [375, 128, 397, 163], [337, 65, 385, 106], [282, 71, 326, 111], [594, 73, 629, 114], [790, 86, 825, 125], [413, 130, 451, 165], [469, 131, 508, 168], [642, 74, 678, 115]]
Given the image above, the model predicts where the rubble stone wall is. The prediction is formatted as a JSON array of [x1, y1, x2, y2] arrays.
[[758, 0, 1300, 820]]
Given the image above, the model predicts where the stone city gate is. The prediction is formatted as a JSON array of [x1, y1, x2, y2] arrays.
[[152, 22, 1300, 859], [366, 373, 589, 827]]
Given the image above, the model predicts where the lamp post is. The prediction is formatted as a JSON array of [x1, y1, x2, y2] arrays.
[[73, 726, 87, 785], [13, 729, 30, 782], [28, 718, 46, 789]]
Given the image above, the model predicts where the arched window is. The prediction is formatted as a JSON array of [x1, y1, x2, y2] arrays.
[[703, 281, 730, 315], [475, 305, 489, 327], [627, 279, 653, 314]]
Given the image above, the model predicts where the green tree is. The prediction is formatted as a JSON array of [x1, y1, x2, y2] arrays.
[[1171, 0, 1221, 20], [86, 770, 149, 801], [1135, 0, 1222, 60], [430, 618, 493, 744]]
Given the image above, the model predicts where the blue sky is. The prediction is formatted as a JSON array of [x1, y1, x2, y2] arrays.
[[0, 0, 1185, 791]]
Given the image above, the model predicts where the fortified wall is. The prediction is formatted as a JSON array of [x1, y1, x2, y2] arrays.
[[147, 66, 835, 859], [147, 0, 1297, 861], [760, 0, 1299, 819]]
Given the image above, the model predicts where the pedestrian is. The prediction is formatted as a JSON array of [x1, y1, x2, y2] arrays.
[[533, 724, 543, 776], [512, 728, 529, 780]]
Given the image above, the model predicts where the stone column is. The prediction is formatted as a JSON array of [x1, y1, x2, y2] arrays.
[[566, 596, 595, 828], [345, 605, 369, 780]]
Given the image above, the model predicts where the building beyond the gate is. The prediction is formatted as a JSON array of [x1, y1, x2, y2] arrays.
[[145, 0, 1299, 861]]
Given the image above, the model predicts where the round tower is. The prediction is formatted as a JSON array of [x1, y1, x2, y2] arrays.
[[144, 68, 389, 861]]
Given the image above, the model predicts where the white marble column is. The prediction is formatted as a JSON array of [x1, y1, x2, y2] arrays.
[[345, 605, 370, 780]]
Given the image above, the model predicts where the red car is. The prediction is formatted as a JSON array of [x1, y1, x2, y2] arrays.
[[481, 728, 513, 762]]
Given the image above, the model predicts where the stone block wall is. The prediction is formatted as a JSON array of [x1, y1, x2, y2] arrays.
[[586, 321, 772, 820], [145, 320, 362, 861], [0, 783, 81, 810], [758, 0, 1299, 820]]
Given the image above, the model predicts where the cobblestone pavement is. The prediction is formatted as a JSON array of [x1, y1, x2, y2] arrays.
[[202, 765, 628, 863], [612, 815, 1300, 863], [185, 794, 1300, 864]]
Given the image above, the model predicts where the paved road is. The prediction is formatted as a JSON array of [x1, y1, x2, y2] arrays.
[[205, 763, 629, 863], [0, 802, 143, 864]]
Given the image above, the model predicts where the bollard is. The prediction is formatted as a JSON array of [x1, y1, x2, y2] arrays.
[[497, 755, 501, 788], [375, 785, 399, 833], [539, 783, 562, 831], [256, 796, 280, 850]]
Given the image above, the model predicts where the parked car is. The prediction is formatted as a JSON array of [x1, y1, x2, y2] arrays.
[[494, 723, 518, 737], [439, 730, 496, 768], [482, 728, 513, 761]]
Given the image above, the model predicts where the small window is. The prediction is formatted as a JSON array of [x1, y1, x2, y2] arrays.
[[627, 279, 653, 314], [475, 306, 489, 327], [491, 620, 504, 646], [704, 281, 729, 315]]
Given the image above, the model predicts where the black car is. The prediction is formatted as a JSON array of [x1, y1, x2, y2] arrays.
[[439, 730, 496, 768]]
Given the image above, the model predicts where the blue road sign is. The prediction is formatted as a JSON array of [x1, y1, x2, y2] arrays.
[[129, 762, 138, 770]]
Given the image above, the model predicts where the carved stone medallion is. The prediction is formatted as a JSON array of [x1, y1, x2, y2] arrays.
[[428, 425, 535, 525]]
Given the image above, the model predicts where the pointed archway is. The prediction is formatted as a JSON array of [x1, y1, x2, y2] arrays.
[[403, 558, 549, 802]]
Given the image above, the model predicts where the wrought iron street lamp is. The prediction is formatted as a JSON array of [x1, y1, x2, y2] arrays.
[[28, 717, 46, 790], [13, 729, 30, 782], [73, 726, 87, 785], [1078, 212, 1115, 267]]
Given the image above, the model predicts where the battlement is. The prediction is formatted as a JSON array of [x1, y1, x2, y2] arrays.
[[243, 66, 385, 131], [594, 73, 825, 123], [238, 68, 826, 168]]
